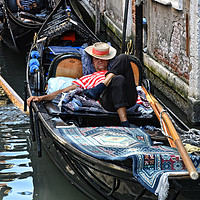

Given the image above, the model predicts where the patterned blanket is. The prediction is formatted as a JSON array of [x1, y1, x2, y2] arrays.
[[52, 87, 153, 115], [58, 126, 200, 199]]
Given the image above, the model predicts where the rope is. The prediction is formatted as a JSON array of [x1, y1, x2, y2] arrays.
[[160, 109, 173, 139], [32, 33, 38, 50], [166, 110, 200, 147], [125, 40, 134, 55]]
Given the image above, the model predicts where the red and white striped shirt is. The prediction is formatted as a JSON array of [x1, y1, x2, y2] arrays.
[[72, 70, 107, 89]]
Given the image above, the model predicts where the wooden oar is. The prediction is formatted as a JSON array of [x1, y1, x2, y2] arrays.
[[0, 75, 29, 114], [142, 86, 176, 148], [142, 86, 199, 180]]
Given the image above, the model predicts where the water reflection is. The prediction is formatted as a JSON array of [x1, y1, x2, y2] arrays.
[[0, 96, 89, 200], [0, 42, 26, 98], [0, 87, 33, 200]]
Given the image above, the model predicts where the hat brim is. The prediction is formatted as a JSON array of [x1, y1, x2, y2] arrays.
[[84, 45, 117, 60]]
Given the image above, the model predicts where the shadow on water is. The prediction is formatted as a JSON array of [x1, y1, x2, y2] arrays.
[[0, 42, 27, 98], [30, 143, 90, 200]]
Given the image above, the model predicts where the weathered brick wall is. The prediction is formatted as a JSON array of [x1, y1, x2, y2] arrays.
[[145, 0, 190, 84]]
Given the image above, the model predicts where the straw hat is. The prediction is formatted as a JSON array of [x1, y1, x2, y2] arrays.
[[84, 42, 117, 60]]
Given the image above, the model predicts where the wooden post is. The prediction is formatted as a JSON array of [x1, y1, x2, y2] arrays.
[[122, 0, 129, 53], [135, 2, 143, 63], [95, 0, 100, 37], [0, 75, 29, 114]]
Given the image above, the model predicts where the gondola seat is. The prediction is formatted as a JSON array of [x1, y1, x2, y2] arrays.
[[47, 53, 142, 86], [6, 0, 18, 13], [47, 53, 83, 80]]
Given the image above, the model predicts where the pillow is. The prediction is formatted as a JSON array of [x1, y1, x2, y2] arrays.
[[47, 77, 76, 94]]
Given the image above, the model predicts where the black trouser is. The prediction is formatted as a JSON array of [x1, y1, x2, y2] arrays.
[[99, 54, 138, 111]]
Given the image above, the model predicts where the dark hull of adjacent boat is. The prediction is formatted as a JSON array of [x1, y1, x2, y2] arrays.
[[1, 22, 39, 53], [0, 2, 42, 52]]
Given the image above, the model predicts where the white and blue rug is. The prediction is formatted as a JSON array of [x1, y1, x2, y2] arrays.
[[58, 126, 200, 198]]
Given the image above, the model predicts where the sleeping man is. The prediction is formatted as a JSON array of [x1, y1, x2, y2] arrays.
[[27, 42, 138, 127]]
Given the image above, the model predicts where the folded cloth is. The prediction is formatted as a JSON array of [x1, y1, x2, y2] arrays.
[[47, 77, 76, 94], [184, 143, 200, 154], [51, 87, 153, 116], [53, 88, 107, 113]]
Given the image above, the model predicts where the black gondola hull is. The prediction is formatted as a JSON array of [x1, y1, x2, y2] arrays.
[[25, 0, 200, 199]]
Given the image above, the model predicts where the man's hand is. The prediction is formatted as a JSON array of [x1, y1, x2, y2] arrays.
[[20, 5, 25, 10], [27, 96, 42, 107]]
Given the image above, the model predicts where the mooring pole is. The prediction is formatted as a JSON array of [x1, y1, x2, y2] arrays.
[[122, 0, 129, 53], [95, 0, 101, 37], [135, 2, 143, 63]]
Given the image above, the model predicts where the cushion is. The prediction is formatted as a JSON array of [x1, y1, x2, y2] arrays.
[[47, 77, 76, 94]]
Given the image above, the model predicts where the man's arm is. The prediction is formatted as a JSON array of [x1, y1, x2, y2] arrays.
[[27, 84, 78, 106], [16, 0, 24, 9]]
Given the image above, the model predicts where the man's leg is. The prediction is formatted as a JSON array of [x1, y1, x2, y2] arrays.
[[117, 107, 130, 127], [84, 54, 137, 102], [106, 54, 138, 105], [102, 73, 115, 86], [100, 75, 131, 127], [84, 54, 138, 126]]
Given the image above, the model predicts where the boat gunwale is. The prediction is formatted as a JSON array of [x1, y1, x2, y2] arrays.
[[3, 0, 45, 29]]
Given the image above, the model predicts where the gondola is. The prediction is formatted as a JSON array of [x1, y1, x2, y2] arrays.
[[25, 0, 200, 199], [0, 0, 57, 52]]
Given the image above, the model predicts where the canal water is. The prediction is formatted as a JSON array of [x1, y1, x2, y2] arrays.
[[0, 42, 89, 200]]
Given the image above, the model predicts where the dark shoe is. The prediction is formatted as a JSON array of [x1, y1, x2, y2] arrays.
[[120, 121, 130, 127]]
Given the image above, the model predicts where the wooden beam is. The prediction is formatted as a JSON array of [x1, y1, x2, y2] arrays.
[[0, 75, 29, 114]]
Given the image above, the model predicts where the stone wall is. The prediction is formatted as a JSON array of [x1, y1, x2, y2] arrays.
[[143, 0, 200, 124], [78, 0, 134, 45], [145, 1, 190, 85], [187, 0, 200, 124]]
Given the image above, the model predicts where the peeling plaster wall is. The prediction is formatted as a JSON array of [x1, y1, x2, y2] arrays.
[[104, 0, 123, 29], [145, 0, 200, 123], [146, 1, 190, 84], [189, 0, 200, 100], [104, 0, 133, 37], [187, 0, 200, 123]]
